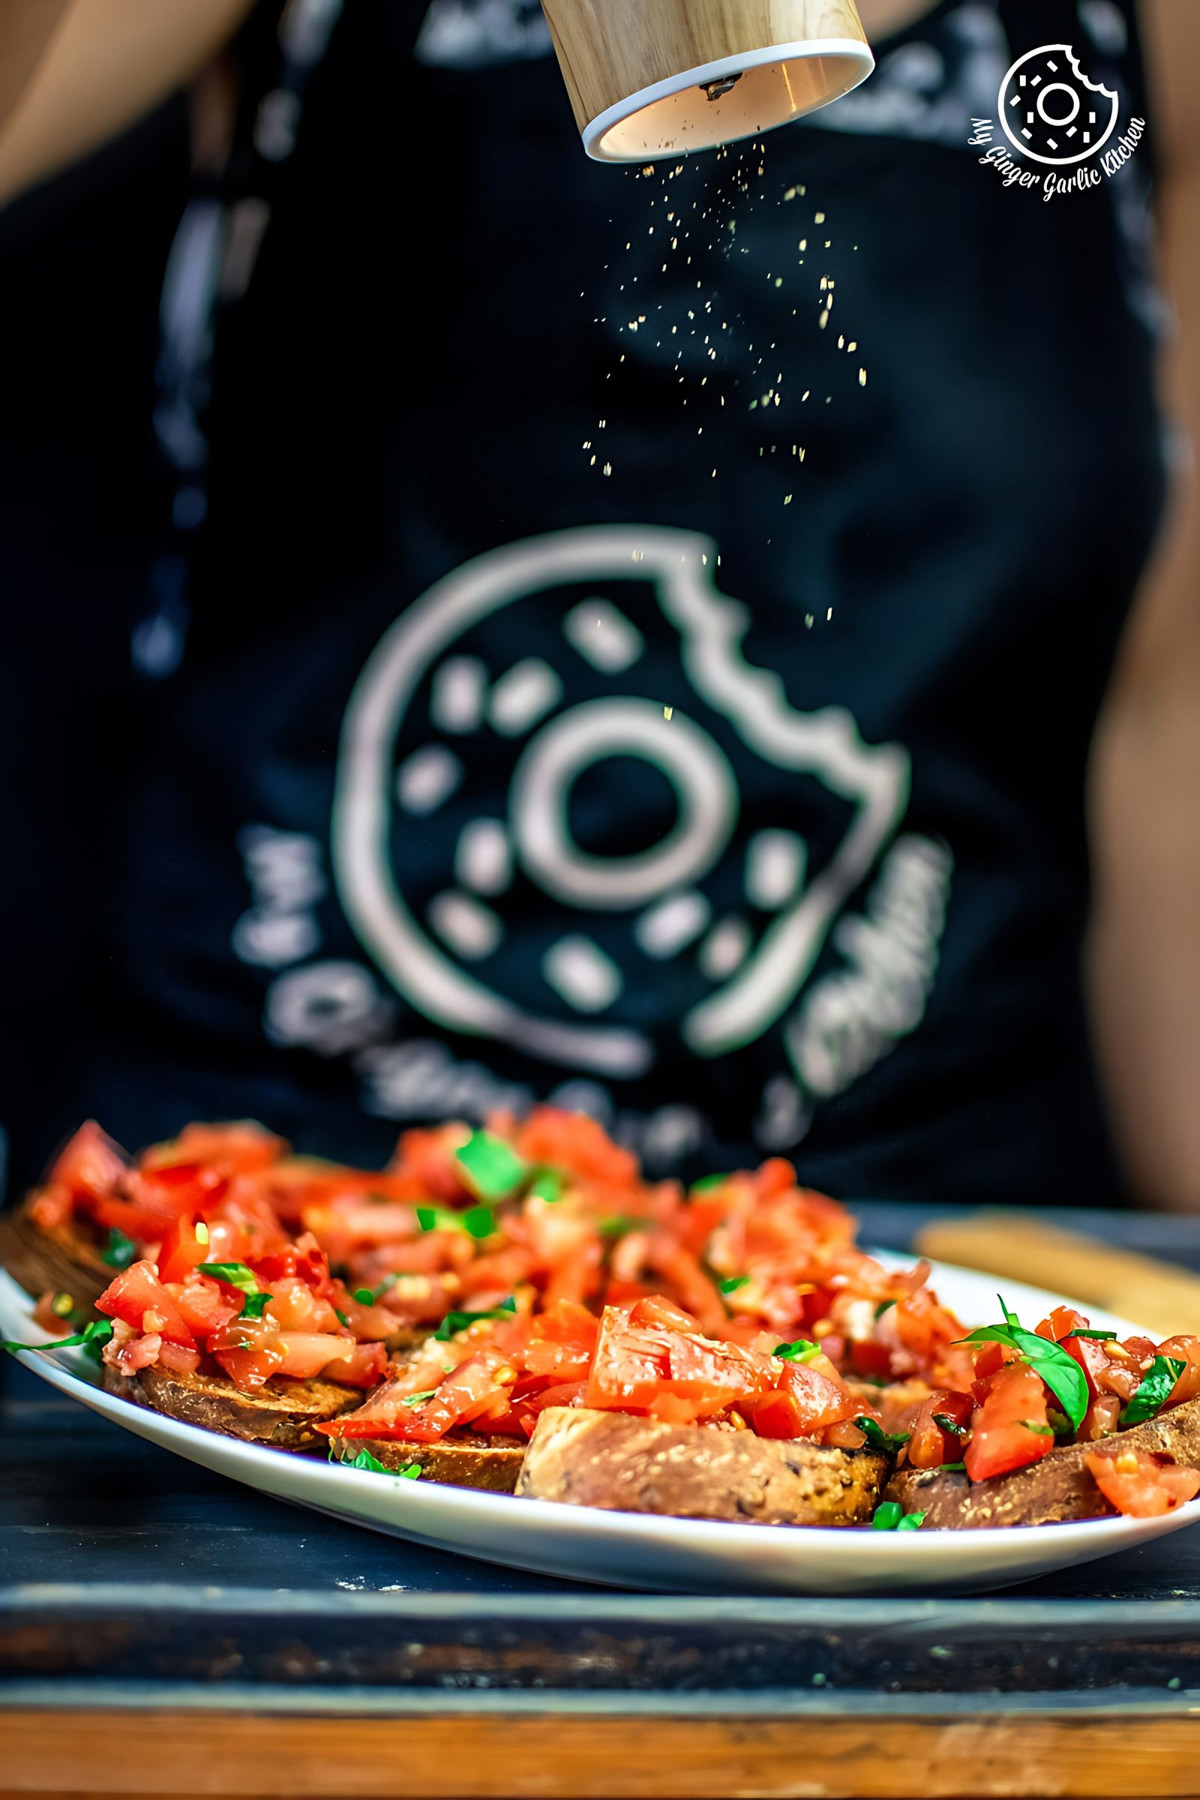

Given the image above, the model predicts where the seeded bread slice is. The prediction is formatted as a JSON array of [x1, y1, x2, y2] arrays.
[[517, 1406, 889, 1526], [885, 1393, 1200, 1529], [101, 1361, 362, 1452], [328, 1432, 526, 1492]]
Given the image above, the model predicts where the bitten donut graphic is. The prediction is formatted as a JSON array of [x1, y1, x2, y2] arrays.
[[332, 526, 910, 1080], [998, 43, 1119, 167]]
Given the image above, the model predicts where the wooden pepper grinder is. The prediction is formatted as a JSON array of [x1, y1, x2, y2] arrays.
[[541, 0, 873, 162]]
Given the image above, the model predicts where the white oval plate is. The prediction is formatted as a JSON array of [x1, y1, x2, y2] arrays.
[[4, 1260, 1198, 1595]]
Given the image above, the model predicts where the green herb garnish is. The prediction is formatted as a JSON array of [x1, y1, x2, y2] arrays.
[[872, 1501, 925, 1532], [875, 1299, 897, 1319], [932, 1413, 969, 1436], [596, 1216, 642, 1239], [773, 1339, 822, 1364], [941, 1461, 966, 1472], [1070, 1329, 1118, 1341], [240, 1293, 270, 1320], [1020, 1420, 1056, 1437], [433, 1297, 518, 1341], [957, 1296, 1089, 1432], [197, 1262, 260, 1295], [334, 1309, 350, 1328], [353, 1289, 375, 1306], [403, 1390, 438, 1407], [1121, 1355, 1186, 1426], [101, 1229, 138, 1270], [343, 1447, 422, 1479], [689, 1173, 729, 1195], [719, 1276, 750, 1295], [417, 1202, 500, 1240], [2, 1318, 114, 1357], [454, 1131, 528, 1201], [528, 1171, 564, 1204], [855, 1417, 911, 1452]]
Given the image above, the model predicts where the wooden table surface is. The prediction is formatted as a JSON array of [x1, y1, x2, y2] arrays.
[[5, 1203, 1200, 1799]]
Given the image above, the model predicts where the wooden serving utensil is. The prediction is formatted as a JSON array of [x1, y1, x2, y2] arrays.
[[915, 1213, 1200, 1339]]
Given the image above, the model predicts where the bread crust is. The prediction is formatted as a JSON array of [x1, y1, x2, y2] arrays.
[[329, 1433, 526, 1492], [517, 1407, 889, 1526], [0, 1198, 112, 1309], [885, 1392, 1200, 1529], [101, 1362, 362, 1452]]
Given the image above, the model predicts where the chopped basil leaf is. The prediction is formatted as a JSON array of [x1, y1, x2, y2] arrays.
[[417, 1202, 498, 1239], [240, 1293, 270, 1320], [719, 1276, 750, 1295], [346, 1449, 392, 1474], [875, 1299, 897, 1319], [101, 1229, 138, 1269], [454, 1131, 528, 1202], [403, 1390, 438, 1406], [689, 1173, 729, 1195], [1019, 1420, 1056, 1437], [397, 1464, 422, 1480], [1071, 1329, 1118, 1341], [774, 1339, 822, 1364], [957, 1296, 1089, 1432], [528, 1171, 564, 1204], [2, 1318, 114, 1356], [596, 1216, 642, 1239], [370, 1274, 398, 1301], [333, 1308, 350, 1328], [941, 1461, 966, 1472], [197, 1262, 260, 1296], [433, 1297, 518, 1341], [855, 1417, 910, 1452], [871, 1501, 903, 1531], [1120, 1355, 1186, 1426], [896, 1511, 927, 1532], [932, 1413, 969, 1436], [353, 1289, 375, 1306]]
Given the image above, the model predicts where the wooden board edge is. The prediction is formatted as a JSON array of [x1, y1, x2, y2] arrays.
[[4, 1706, 1200, 1797]]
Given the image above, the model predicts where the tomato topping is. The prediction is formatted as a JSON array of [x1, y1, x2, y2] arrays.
[[963, 1362, 1053, 1482], [96, 1261, 197, 1349], [49, 1122, 128, 1203], [156, 1217, 214, 1285], [172, 1274, 241, 1338], [1085, 1447, 1200, 1518], [906, 1389, 973, 1469]]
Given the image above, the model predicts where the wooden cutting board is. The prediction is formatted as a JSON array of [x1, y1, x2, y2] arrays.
[[916, 1213, 1200, 1339]]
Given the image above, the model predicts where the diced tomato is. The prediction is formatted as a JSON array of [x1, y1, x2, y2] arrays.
[[1037, 1306, 1090, 1343], [964, 1362, 1053, 1482], [1061, 1331, 1112, 1403], [906, 1389, 973, 1469], [157, 1217, 213, 1285], [96, 1261, 197, 1348], [748, 1360, 859, 1440], [49, 1122, 128, 1202], [320, 1340, 389, 1388], [270, 1333, 370, 1381], [113, 1331, 163, 1375], [142, 1121, 286, 1174], [1085, 1447, 1200, 1518], [88, 1194, 181, 1245], [157, 1340, 202, 1376], [172, 1274, 241, 1338]]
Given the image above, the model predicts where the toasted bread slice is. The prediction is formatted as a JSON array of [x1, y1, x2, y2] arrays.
[[328, 1432, 526, 1492], [101, 1362, 362, 1452], [885, 1393, 1200, 1529], [517, 1407, 889, 1526], [0, 1197, 112, 1310]]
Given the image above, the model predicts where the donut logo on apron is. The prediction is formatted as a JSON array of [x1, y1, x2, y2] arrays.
[[997, 43, 1119, 166], [332, 526, 911, 1080]]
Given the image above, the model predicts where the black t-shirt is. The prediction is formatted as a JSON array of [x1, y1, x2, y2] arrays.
[[0, 0, 1166, 1201]]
